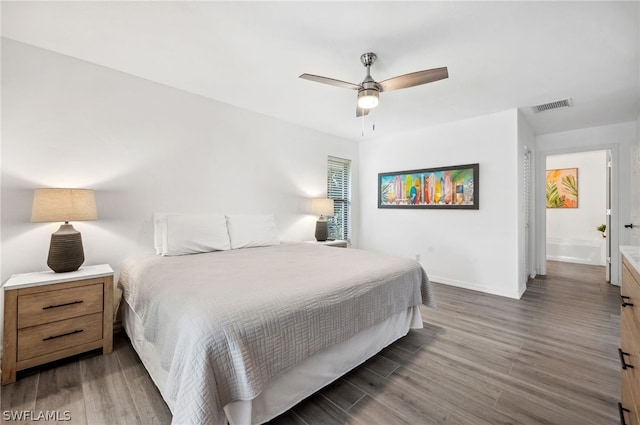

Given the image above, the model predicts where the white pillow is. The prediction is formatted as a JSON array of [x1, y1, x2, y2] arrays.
[[153, 213, 230, 256], [153, 212, 169, 255], [226, 214, 280, 249]]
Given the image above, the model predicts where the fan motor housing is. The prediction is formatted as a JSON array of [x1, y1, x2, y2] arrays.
[[361, 80, 380, 91]]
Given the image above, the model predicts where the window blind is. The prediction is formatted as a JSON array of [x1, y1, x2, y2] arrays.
[[327, 156, 352, 242]]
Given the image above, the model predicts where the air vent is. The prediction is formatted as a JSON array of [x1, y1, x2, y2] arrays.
[[531, 98, 573, 113]]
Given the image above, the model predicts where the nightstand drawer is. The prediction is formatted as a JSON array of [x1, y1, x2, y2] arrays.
[[17, 312, 103, 361], [17, 283, 103, 329]]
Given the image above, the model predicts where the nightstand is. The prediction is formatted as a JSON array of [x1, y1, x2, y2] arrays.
[[305, 240, 348, 248], [2, 264, 114, 385]]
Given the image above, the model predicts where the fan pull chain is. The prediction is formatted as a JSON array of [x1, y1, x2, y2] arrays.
[[361, 112, 365, 136], [372, 108, 375, 132]]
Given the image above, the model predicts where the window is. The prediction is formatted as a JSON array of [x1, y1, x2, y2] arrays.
[[327, 156, 352, 242]]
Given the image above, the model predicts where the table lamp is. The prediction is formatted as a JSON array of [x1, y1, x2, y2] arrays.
[[31, 188, 97, 273], [311, 198, 334, 242]]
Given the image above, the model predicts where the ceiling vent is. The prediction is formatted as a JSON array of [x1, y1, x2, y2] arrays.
[[531, 98, 573, 113]]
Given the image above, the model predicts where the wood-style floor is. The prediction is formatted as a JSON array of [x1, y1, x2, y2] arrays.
[[1, 261, 620, 424]]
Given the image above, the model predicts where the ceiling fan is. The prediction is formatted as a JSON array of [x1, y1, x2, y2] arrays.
[[299, 52, 448, 117]]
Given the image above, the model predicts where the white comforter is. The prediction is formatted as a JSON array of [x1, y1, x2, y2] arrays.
[[118, 243, 434, 424]]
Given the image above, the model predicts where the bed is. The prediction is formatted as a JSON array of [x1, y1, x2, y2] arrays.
[[118, 214, 434, 425]]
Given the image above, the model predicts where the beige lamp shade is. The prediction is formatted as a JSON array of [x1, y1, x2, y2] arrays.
[[310, 198, 334, 217], [31, 188, 97, 223]]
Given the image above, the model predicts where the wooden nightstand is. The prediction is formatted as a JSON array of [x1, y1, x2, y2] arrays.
[[305, 240, 348, 248], [2, 264, 114, 385]]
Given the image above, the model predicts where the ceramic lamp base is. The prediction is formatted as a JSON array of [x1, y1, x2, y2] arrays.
[[315, 218, 328, 242], [48, 223, 85, 273]]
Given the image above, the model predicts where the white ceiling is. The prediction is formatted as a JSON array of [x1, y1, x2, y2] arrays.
[[2, 1, 639, 142]]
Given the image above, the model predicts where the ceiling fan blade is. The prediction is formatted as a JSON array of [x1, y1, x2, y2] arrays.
[[356, 106, 370, 117], [379, 67, 448, 92], [299, 74, 361, 90]]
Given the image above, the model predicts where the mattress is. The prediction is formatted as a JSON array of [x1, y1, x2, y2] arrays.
[[124, 301, 422, 424], [118, 243, 434, 424]]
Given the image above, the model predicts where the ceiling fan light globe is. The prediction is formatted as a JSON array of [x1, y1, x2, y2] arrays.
[[357, 89, 379, 109], [358, 96, 378, 109]]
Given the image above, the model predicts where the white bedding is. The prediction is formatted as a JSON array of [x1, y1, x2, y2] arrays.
[[118, 243, 434, 424], [124, 302, 422, 424]]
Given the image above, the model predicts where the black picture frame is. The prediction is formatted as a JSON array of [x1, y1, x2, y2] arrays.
[[378, 163, 479, 210]]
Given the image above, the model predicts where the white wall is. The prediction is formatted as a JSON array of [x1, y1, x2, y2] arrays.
[[359, 109, 523, 299], [546, 151, 607, 265], [1, 40, 358, 286], [536, 121, 636, 284]]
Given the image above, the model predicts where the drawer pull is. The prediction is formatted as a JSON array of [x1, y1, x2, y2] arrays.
[[621, 295, 634, 307], [42, 329, 84, 342], [618, 348, 634, 369], [42, 300, 83, 310], [618, 403, 630, 425]]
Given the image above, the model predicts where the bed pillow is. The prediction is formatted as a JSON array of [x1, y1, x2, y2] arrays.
[[153, 213, 231, 256], [153, 212, 169, 255], [226, 214, 280, 249]]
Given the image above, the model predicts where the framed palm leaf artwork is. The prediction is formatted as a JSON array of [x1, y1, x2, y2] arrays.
[[546, 168, 578, 208]]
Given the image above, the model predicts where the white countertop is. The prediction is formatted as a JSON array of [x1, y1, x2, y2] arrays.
[[2, 264, 114, 290], [620, 245, 640, 275]]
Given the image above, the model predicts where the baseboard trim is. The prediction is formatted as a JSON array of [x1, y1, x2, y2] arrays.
[[429, 275, 523, 300], [517, 283, 527, 299]]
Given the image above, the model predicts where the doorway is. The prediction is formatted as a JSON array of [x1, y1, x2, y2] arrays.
[[544, 149, 611, 282]]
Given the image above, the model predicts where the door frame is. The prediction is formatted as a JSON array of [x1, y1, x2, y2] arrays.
[[606, 150, 612, 282], [535, 144, 620, 285]]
